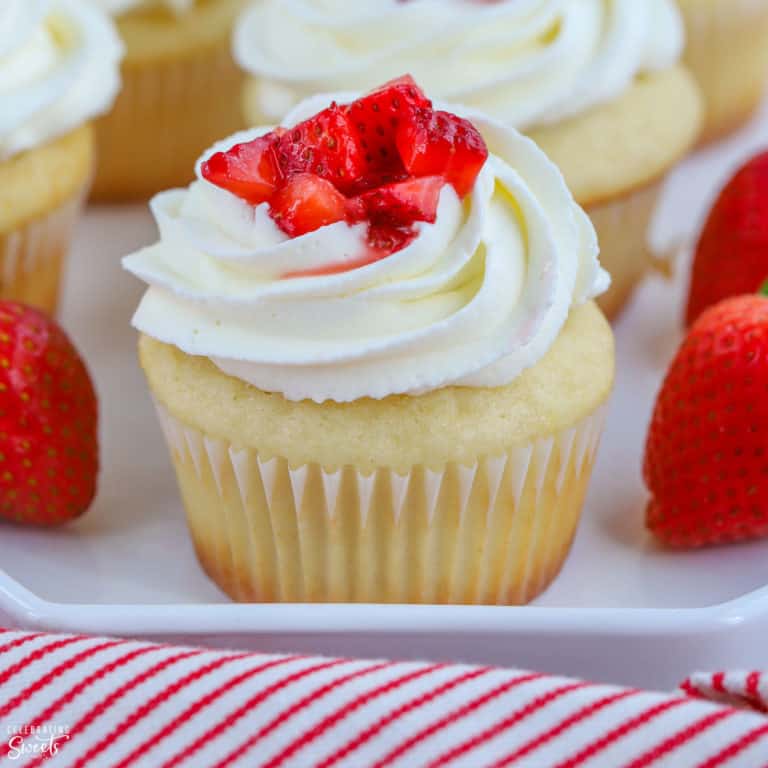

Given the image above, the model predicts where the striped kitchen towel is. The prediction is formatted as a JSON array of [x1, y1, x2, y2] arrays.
[[0, 628, 765, 767]]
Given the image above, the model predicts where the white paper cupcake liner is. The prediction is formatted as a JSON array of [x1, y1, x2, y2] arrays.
[[587, 180, 663, 319], [681, 0, 768, 141], [154, 400, 608, 605], [92, 36, 243, 200], [0, 192, 85, 314]]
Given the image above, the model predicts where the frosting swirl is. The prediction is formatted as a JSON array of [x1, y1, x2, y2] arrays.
[[87, 0, 196, 15], [124, 99, 607, 403], [0, 0, 123, 160], [235, 0, 683, 130]]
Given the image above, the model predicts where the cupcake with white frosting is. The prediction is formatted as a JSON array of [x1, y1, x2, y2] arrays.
[[0, 0, 122, 313], [86, 0, 246, 201], [124, 78, 615, 605], [234, 0, 703, 318]]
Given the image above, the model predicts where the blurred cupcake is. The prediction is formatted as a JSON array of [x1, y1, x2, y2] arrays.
[[678, 0, 768, 143], [234, 0, 702, 319], [124, 80, 615, 605], [89, 0, 245, 201], [0, 0, 122, 313]]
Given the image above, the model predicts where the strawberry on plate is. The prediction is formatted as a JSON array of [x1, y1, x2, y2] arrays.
[[201, 74, 489, 268], [644, 287, 768, 548], [0, 303, 98, 526], [686, 151, 768, 326]]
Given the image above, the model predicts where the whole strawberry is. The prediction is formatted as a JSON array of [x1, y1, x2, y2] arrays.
[[644, 290, 768, 547], [686, 150, 768, 326], [0, 303, 98, 526]]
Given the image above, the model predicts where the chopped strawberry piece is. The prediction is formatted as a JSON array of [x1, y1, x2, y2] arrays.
[[203, 76, 491, 268], [275, 104, 365, 194], [201, 135, 282, 205], [269, 173, 347, 237], [352, 176, 444, 227], [346, 75, 432, 186], [367, 224, 418, 255], [396, 109, 488, 197]]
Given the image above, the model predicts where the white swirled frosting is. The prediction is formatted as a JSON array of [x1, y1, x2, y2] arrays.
[[235, 0, 684, 130], [124, 97, 608, 403], [88, 0, 195, 15], [0, 0, 123, 160]]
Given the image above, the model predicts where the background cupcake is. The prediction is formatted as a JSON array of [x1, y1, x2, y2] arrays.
[[234, 0, 702, 319], [677, 0, 768, 143], [0, 0, 122, 313], [88, 0, 245, 201], [124, 82, 615, 605]]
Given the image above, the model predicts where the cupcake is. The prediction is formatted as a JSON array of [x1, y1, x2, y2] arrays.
[[88, 0, 245, 201], [124, 79, 615, 605], [678, 0, 768, 143], [234, 0, 703, 319], [0, 0, 122, 314]]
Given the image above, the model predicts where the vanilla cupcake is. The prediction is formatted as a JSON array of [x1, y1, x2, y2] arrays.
[[678, 0, 768, 142], [88, 0, 245, 201], [234, 0, 703, 319], [0, 0, 122, 313], [124, 81, 614, 605]]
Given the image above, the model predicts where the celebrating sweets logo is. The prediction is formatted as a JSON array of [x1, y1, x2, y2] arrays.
[[6, 724, 71, 761]]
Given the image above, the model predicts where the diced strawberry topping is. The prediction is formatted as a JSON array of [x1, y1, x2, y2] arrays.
[[269, 174, 347, 237], [367, 224, 419, 256], [345, 75, 431, 186], [396, 109, 488, 197], [275, 104, 365, 195], [200, 75, 488, 270], [201, 135, 282, 205], [352, 176, 444, 227]]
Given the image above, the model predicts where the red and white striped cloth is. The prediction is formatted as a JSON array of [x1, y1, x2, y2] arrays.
[[0, 629, 765, 767]]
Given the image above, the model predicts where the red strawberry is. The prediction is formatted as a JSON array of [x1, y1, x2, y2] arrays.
[[351, 176, 444, 226], [275, 104, 365, 194], [269, 173, 347, 237], [367, 224, 418, 255], [0, 303, 98, 527], [396, 109, 488, 198], [201, 134, 283, 205], [686, 151, 768, 326], [346, 75, 431, 184], [644, 290, 768, 548], [202, 76, 490, 266]]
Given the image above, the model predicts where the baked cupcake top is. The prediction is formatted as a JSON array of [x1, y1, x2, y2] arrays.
[[0, 0, 123, 160], [89, 0, 194, 14], [235, 0, 683, 129], [124, 77, 607, 403]]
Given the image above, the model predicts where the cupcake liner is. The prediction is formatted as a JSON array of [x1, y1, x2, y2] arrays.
[[91, 38, 244, 201], [587, 181, 662, 320], [154, 400, 607, 605], [681, 0, 768, 142], [0, 190, 86, 314]]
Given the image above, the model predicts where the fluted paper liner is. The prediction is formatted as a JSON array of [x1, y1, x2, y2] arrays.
[[155, 402, 607, 605], [0, 192, 85, 314], [92, 36, 243, 200], [681, 0, 768, 142], [587, 181, 662, 320]]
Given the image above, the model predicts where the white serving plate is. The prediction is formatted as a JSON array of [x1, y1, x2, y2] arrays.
[[0, 104, 766, 692]]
